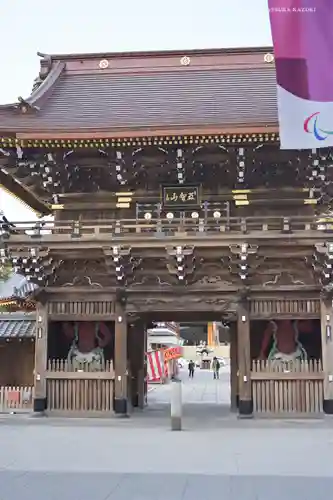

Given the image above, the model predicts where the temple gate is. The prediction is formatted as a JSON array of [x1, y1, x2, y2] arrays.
[[1, 46, 333, 418]]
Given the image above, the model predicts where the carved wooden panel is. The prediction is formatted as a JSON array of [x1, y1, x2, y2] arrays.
[[48, 301, 115, 316], [250, 299, 320, 318], [126, 295, 238, 314]]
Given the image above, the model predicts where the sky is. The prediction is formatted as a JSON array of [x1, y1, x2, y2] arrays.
[[0, 0, 272, 221]]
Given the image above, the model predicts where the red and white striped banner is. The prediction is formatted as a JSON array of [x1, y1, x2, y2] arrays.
[[146, 350, 165, 382]]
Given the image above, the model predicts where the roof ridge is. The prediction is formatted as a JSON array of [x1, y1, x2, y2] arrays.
[[47, 45, 273, 61]]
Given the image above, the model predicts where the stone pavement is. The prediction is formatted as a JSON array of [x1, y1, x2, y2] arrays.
[[148, 364, 231, 406], [1, 367, 333, 499]]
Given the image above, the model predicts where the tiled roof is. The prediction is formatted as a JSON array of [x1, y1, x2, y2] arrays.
[[0, 274, 37, 300], [0, 47, 278, 133], [13, 281, 37, 298], [0, 67, 278, 131], [0, 312, 36, 338]]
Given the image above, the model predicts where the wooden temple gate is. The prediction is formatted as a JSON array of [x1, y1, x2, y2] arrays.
[[3, 46, 333, 421]]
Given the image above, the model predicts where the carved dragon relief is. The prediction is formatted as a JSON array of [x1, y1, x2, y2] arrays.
[[260, 258, 318, 287], [191, 258, 236, 287], [262, 273, 306, 286], [125, 253, 178, 288], [128, 254, 236, 289], [129, 275, 173, 288], [126, 295, 238, 313], [61, 276, 103, 288], [195, 275, 234, 287], [226, 248, 318, 287], [164, 245, 241, 287], [50, 259, 109, 287], [52, 250, 144, 288]]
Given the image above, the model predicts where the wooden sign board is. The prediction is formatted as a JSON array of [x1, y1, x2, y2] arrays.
[[161, 185, 200, 208]]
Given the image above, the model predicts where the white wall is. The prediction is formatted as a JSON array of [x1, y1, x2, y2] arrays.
[[182, 345, 230, 361]]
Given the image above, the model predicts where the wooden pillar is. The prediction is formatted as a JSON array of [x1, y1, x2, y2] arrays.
[[143, 325, 148, 406], [137, 321, 146, 409], [229, 322, 238, 412], [127, 325, 136, 408], [34, 303, 48, 413], [125, 327, 133, 414], [114, 302, 128, 415], [128, 320, 145, 408], [321, 297, 333, 414], [237, 299, 252, 416]]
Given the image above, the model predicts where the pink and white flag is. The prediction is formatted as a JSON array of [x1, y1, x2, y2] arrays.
[[268, 1, 333, 149]]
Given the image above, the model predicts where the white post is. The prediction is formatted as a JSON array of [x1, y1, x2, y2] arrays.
[[171, 378, 182, 431]]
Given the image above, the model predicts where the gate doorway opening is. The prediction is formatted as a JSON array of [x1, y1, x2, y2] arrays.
[[143, 312, 235, 421]]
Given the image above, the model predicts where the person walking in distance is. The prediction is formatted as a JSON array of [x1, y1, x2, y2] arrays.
[[212, 357, 221, 380], [188, 360, 195, 378]]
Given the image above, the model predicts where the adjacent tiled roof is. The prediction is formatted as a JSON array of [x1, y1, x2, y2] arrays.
[[0, 47, 278, 133], [13, 281, 37, 298], [148, 327, 178, 337], [0, 312, 36, 338], [0, 274, 37, 300]]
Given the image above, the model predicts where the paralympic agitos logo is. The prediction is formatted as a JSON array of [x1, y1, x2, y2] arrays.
[[304, 112, 333, 141]]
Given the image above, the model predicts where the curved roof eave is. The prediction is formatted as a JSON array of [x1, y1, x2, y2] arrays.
[[0, 170, 51, 215], [0, 60, 65, 111]]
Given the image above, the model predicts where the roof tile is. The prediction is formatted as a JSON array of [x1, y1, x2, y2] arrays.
[[0, 66, 278, 131], [0, 313, 36, 338]]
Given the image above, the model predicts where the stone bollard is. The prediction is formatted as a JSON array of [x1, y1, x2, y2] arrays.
[[171, 378, 182, 431]]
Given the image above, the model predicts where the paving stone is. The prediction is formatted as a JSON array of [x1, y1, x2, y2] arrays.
[[0, 369, 333, 499]]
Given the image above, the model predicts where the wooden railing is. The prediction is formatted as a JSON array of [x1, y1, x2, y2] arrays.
[[0, 386, 34, 413], [47, 359, 114, 372], [48, 301, 114, 316], [250, 299, 320, 317], [1, 215, 333, 240], [46, 359, 115, 416], [251, 359, 324, 415]]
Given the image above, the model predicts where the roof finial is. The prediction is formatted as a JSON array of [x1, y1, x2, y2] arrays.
[[14, 97, 40, 113], [37, 52, 52, 72], [37, 51, 52, 62]]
